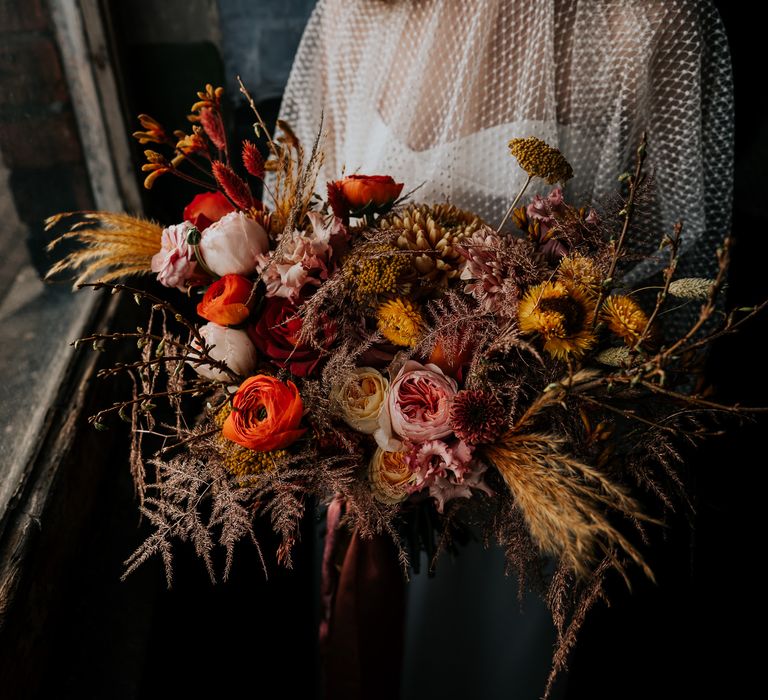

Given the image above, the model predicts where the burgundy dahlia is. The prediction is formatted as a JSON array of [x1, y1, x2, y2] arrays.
[[449, 389, 507, 445]]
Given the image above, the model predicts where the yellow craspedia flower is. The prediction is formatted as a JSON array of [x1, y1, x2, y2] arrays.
[[518, 281, 596, 360], [601, 295, 649, 348], [508, 136, 573, 184], [376, 297, 427, 347], [557, 254, 602, 297]]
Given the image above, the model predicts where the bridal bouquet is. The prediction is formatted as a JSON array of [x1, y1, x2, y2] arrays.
[[46, 84, 762, 690]]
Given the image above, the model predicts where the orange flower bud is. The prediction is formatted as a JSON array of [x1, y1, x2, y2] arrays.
[[197, 274, 254, 326], [222, 375, 306, 451], [330, 175, 404, 216]]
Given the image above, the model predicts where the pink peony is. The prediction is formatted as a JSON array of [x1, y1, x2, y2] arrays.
[[257, 212, 348, 301], [405, 439, 493, 513], [374, 361, 457, 451], [151, 223, 200, 291]]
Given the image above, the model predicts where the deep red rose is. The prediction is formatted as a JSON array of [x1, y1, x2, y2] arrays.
[[248, 298, 334, 377], [183, 191, 236, 231], [197, 274, 254, 326]]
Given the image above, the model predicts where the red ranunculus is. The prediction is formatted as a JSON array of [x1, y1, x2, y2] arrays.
[[197, 274, 254, 326], [183, 191, 236, 231], [248, 298, 333, 377], [328, 175, 403, 219]]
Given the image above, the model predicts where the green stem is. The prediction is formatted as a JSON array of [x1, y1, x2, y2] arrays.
[[496, 175, 533, 234]]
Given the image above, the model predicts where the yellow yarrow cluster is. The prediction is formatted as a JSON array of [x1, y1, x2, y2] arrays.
[[376, 297, 427, 347], [508, 136, 573, 184], [224, 446, 288, 478], [350, 247, 411, 299]]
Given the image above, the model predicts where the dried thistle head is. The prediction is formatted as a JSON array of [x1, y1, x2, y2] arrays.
[[508, 137, 573, 184]]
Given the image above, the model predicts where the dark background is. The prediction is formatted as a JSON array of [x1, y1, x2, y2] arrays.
[[1, 2, 764, 699]]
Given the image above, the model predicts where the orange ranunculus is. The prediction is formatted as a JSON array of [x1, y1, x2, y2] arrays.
[[222, 375, 306, 451], [184, 191, 235, 231], [330, 175, 404, 217], [197, 274, 254, 326]]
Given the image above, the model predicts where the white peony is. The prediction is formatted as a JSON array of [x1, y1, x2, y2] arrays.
[[189, 323, 257, 382], [198, 211, 269, 277]]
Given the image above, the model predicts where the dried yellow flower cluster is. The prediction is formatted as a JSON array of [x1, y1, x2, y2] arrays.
[[601, 296, 649, 348], [508, 136, 573, 184], [224, 446, 287, 478], [518, 281, 596, 360], [350, 248, 411, 299]]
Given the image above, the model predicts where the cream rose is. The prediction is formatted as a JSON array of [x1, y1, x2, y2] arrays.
[[330, 367, 388, 434], [369, 448, 412, 505], [199, 211, 269, 277], [189, 322, 258, 382]]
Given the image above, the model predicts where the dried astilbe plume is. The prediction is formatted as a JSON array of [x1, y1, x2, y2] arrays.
[[45, 211, 163, 287]]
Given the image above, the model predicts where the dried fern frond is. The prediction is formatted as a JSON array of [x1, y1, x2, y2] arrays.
[[482, 431, 655, 582], [46, 211, 162, 288]]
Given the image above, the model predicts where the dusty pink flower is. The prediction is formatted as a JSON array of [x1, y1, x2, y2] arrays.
[[405, 439, 493, 513], [527, 187, 569, 260], [151, 223, 200, 291], [458, 226, 542, 316], [257, 212, 348, 301], [374, 361, 457, 451]]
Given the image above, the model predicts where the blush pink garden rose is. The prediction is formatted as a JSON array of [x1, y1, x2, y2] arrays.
[[188, 322, 258, 383], [374, 360, 458, 451], [199, 211, 270, 277], [151, 223, 200, 291]]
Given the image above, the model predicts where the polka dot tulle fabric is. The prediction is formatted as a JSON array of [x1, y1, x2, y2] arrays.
[[278, 0, 732, 331]]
